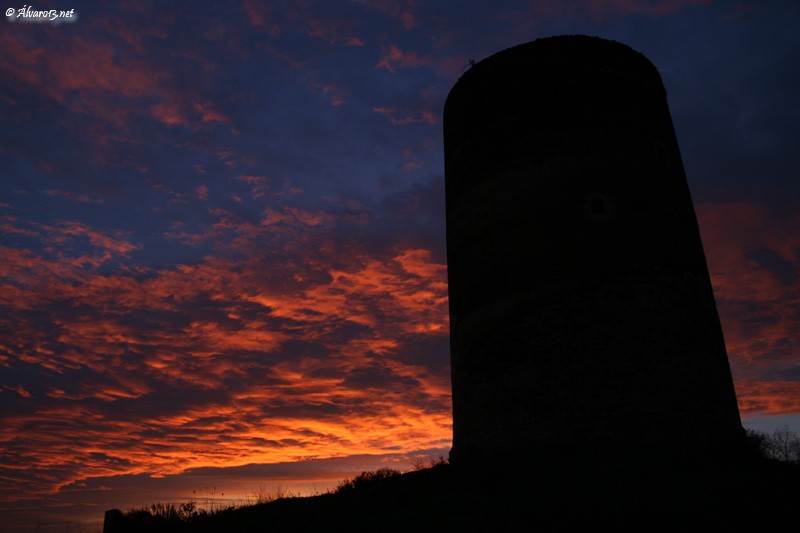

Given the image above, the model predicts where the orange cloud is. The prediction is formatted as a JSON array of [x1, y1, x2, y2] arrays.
[[0, 205, 452, 502], [2, 385, 31, 399], [183, 320, 288, 356]]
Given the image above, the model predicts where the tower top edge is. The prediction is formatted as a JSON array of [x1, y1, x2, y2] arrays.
[[446, 35, 665, 110]]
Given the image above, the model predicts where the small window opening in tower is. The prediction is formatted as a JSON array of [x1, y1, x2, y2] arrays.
[[586, 193, 612, 221]]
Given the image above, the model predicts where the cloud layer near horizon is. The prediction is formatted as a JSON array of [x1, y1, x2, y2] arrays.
[[0, 201, 452, 498]]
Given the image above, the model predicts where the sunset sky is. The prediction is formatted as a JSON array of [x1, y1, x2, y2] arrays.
[[2, 1, 799, 530]]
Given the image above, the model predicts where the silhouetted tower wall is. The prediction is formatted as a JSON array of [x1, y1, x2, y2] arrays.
[[444, 36, 744, 463]]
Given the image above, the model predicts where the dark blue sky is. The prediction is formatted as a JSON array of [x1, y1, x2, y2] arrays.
[[2, 1, 799, 530]]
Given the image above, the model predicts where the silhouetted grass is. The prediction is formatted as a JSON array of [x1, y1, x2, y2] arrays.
[[105, 453, 800, 532]]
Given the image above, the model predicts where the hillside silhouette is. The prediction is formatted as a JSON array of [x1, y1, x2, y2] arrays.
[[104, 448, 800, 532]]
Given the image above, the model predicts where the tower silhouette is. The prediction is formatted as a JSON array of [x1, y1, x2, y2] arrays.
[[444, 35, 744, 464]]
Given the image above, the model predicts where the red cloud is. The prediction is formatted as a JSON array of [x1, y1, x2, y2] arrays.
[[150, 99, 187, 127], [322, 84, 347, 107], [697, 201, 799, 302], [47, 221, 141, 255], [736, 380, 800, 416], [150, 95, 231, 129], [696, 200, 800, 412], [0, 31, 46, 87], [48, 37, 165, 98], [261, 206, 337, 227], [242, 0, 281, 35], [1, 26, 231, 134], [375, 45, 432, 72], [361, 0, 419, 30], [308, 19, 365, 47], [372, 105, 439, 125], [44, 189, 104, 204], [2, 385, 31, 398]]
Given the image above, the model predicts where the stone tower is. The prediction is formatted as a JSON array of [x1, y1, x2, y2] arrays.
[[444, 35, 744, 464]]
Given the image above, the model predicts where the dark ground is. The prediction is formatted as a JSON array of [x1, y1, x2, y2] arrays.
[[104, 449, 800, 532]]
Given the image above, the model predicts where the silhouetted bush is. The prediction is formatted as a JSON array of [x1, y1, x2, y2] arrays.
[[334, 467, 402, 493]]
